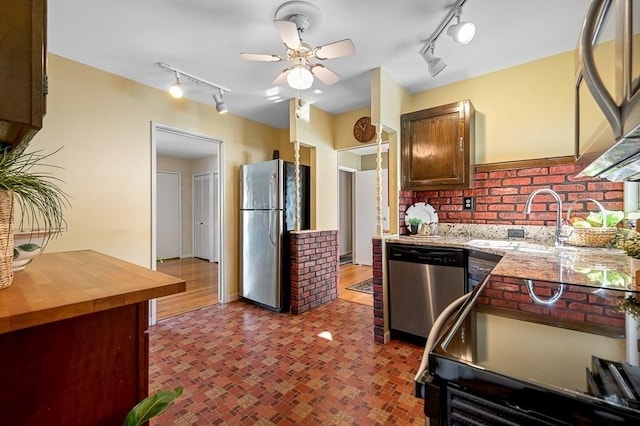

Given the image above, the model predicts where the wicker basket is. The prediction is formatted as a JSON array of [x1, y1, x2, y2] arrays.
[[565, 227, 617, 247], [0, 190, 14, 289], [564, 198, 617, 248]]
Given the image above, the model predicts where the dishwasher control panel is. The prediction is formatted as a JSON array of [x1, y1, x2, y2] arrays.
[[387, 244, 465, 267]]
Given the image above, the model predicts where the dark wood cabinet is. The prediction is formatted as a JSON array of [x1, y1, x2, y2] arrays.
[[401, 100, 475, 190], [0, 0, 47, 151]]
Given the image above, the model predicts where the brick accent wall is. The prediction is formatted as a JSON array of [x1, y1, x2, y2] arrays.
[[372, 238, 384, 343], [289, 230, 339, 314], [399, 161, 624, 234]]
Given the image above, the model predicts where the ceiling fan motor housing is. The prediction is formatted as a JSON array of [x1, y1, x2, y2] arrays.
[[289, 14, 311, 34]]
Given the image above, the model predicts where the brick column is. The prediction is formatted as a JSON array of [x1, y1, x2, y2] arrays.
[[372, 238, 385, 343], [289, 230, 338, 314]]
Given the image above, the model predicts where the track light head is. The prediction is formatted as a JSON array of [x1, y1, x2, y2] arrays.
[[213, 92, 228, 114], [420, 45, 446, 77], [169, 72, 183, 98], [447, 8, 476, 44]]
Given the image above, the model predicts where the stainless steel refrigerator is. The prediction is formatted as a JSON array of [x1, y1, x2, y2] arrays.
[[240, 159, 310, 311]]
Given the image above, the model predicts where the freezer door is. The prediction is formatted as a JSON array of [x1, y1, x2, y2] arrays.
[[240, 160, 283, 210], [240, 210, 283, 309]]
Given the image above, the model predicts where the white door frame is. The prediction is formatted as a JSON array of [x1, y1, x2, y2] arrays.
[[150, 122, 226, 325]]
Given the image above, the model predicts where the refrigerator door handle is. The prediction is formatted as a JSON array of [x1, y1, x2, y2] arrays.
[[269, 173, 277, 246], [269, 209, 276, 246], [269, 173, 276, 210]]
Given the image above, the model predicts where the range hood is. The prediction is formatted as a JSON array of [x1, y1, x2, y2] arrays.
[[574, 0, 640, 182], [578, 123, 640, 182]]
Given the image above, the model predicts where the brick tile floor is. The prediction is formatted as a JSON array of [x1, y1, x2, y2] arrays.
[[149, 299, 425, 425]]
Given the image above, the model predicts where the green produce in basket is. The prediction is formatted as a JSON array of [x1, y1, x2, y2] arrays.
[[585, 210, 624, 228]]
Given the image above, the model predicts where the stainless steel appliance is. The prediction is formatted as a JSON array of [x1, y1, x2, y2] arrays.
[[240, 159, 310, 311], [387, 244, 466, 340], [415, 274, 640, 424], [575, 0, 640, 180], [467, 249, 501, 291]]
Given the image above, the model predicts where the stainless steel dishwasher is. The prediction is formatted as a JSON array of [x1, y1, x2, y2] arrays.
[[387, 243, 466, 340]]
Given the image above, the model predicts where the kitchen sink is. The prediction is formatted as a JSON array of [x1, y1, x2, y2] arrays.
[[467, 239, 525, 249], [467, 239, 582, 254]]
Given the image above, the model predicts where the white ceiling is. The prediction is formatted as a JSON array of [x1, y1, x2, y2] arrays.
[[48, 0, 590, 133]]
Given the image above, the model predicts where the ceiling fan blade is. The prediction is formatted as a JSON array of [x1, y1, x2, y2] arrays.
[[314, 39, 355, 60], [273, 20, 301, 50], [310, 64, 340, 86], [272, 68, 291, 86], [240, 53, 283, 62]]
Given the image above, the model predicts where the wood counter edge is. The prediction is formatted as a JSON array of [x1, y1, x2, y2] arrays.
[[0, 279, 185, 334], [0, 280, 185, 334]]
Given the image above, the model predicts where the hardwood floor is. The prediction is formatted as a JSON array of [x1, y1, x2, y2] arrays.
[[156, 257, 218, 320], [155, 257, 372, 320], [338, 262, 373, 307]]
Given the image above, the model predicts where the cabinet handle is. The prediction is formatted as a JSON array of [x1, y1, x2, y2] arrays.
[[459, 137, 464, 151]]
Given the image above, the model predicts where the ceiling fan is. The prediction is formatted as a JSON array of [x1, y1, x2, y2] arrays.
[[240, 4, 355, 90]]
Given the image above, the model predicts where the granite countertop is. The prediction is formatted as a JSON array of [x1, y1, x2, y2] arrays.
[[385, 234, 638, 292]]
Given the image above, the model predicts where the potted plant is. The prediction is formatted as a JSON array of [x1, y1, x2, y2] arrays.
[[613, 229, 640, 272], [407, 217, 422, 235], [124, 386, 183, 426], [0, 147, 69, 288]]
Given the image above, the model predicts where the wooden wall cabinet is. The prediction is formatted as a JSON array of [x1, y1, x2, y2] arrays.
[[0, 0, 47, 151], [401, 100, 475, 190]]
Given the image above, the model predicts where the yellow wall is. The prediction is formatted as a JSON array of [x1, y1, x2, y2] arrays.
[[31, 54, 281, 301], [338, 150, 361, 170], [409, 51, 575, 164], [290, 102, 338, 230]]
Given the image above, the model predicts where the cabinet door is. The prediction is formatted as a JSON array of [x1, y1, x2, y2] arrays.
[[0, 0, 46, 150], [401, 100, 474, 189]]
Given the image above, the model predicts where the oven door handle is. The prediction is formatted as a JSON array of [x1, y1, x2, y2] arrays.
[[414, 292, 472, 397]]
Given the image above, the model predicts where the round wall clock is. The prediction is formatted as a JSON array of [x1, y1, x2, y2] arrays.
[[353, 116, 376, 143]]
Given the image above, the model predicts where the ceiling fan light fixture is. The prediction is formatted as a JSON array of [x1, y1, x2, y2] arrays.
[[421, 45, 446, 77], [286, 65, 314, 90], [169, 72, 183, 98], [213, 91, 228, 114]]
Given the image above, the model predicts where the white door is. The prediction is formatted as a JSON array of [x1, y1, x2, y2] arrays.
[[157, 171, 181, 259], [194, 173, 213, 261], [354, 169, 388, 266]]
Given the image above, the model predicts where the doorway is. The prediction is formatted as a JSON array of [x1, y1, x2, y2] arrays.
[[151, 123, 223, 322], [338, 168, 354, 265], [338, 144, 389, 266], [336, 143, 388, 306]]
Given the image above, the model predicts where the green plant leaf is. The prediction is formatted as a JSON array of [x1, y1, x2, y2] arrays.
[[124, 386, 183, 426], [16, 243, 40, 252]]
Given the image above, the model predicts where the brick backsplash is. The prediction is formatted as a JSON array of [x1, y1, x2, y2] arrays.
[[289, 230, 339, 314], [477, 275, 625, 333], [399, 161, 624, 233]]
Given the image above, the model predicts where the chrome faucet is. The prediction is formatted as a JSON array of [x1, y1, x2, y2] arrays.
[[523, 188, 566, 247]]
